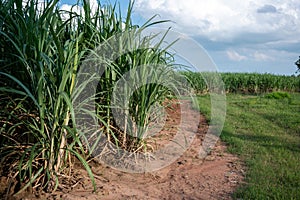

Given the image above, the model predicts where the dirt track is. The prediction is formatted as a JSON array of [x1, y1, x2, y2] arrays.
[[45, 100, 244, 200], [2, 100, 244, 200]]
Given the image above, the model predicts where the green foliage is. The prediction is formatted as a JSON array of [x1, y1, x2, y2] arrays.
[[182, 72, 300, 94], [0, 0, 174, 195], [295, 56, 300, 74], [196, 93, 300, 199], [264, 91, 291, 100], [90, 29, 177, 150]]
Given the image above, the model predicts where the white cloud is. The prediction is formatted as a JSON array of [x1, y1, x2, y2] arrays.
[[134, 0, 300, 74], [253, 51, 273, 61], [60, 4, 83, 20], [226, 50, 247, 61], [135, 0, 300, 41], [60, 0, 100, 20]]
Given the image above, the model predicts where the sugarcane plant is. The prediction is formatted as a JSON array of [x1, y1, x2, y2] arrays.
[[0, 0, 176, 195]]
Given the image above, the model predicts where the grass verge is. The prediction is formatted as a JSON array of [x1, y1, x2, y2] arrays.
[[196, 92, 300, 199]]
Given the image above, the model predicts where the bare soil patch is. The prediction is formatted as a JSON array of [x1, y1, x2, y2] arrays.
[[1, 100, 244, 200]]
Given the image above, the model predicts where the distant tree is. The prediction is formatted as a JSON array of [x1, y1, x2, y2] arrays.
[[295, 56, 300, 73]]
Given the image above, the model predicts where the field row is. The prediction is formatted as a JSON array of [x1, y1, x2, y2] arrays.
[[182, 72, 300, 94]]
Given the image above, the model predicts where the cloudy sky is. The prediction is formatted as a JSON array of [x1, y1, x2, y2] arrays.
[[60, 0, 300, 75]]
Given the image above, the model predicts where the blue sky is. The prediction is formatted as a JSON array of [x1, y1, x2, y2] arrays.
[[60, 0, 300, 75]]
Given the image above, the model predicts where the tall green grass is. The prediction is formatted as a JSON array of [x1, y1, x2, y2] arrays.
[[183, 72, 300, 94], [0, 0, 175, 195], [88, 31, 178, 151]]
